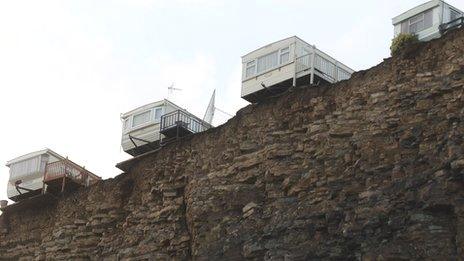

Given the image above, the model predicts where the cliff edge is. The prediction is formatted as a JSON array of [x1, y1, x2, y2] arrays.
[[1, 28, 464, 260]]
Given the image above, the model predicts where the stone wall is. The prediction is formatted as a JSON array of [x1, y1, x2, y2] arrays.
[[1, 28, 464, 260]]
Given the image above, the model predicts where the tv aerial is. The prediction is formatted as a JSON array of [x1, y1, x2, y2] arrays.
[[168, 83, 182, 93], [167, 83, 182, 98]]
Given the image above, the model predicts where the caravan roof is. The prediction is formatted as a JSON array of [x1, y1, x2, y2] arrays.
[[241, 36, 354, 74], [241, 35, 298, 58], [121, 99, 185, 119], [392, 0, 462, 25], [6, 148, 64, 167]]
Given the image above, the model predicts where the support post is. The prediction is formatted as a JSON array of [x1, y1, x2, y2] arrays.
[[334, 61, 339, 82], [292, 40, 297, 87], [61, 177, 66, 193], [310, 45, 316, 85], [176, 110, 180, 140]]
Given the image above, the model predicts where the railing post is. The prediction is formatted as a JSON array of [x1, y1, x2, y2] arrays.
[[292, 40, 297, 87], [160, 115, 163, 131], [310, 45, 316, 85]]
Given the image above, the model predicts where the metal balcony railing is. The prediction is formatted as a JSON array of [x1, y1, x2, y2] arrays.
[[160, 110, 212, 137], [295, 52, 352, 83]]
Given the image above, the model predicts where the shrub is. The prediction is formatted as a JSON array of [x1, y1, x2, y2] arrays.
[[390, 34, 419, 56]]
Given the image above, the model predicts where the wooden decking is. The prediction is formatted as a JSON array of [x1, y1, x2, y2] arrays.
[[43, 159, 101, 195]]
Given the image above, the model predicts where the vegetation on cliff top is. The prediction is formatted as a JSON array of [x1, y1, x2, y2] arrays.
[[390, 33, 419, 56]]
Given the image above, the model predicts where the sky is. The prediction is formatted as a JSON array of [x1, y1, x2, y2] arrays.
[[0, 0, 462, 202]]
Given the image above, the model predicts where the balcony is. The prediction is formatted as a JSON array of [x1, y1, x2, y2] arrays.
[[44, 159, 101, 195], [160, 110, 211, 139]]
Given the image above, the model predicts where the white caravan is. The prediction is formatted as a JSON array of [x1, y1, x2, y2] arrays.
[[241, 36, 355, 103], [392, 0, 463, 41], [121, 99, 211, 156], [5, 149, 100, 202]]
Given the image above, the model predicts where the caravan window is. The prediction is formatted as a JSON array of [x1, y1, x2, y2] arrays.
[[132, 110, 151, 127], [403, 10, 433, 34], [245, 47, 292, 78], [9, 157, 41, 179], [154, 107, 163, 122], [280, 47, 290, 64], [257, 51, 278, 74], [246, 61, 256, 78]]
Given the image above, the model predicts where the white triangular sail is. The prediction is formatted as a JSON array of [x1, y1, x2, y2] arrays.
[[203, 90, 215, 125]]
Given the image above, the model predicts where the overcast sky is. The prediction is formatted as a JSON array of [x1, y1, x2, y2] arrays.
[[0, 0, 462, 202]]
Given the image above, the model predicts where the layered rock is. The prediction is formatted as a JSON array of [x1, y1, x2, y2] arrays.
[[1, 28, 464, 260]]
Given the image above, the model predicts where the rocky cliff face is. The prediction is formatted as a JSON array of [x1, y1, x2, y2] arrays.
[[1, 28, 464, 260]]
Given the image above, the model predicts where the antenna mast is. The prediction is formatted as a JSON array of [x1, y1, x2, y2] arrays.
[[167, 83, 182, 98]]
